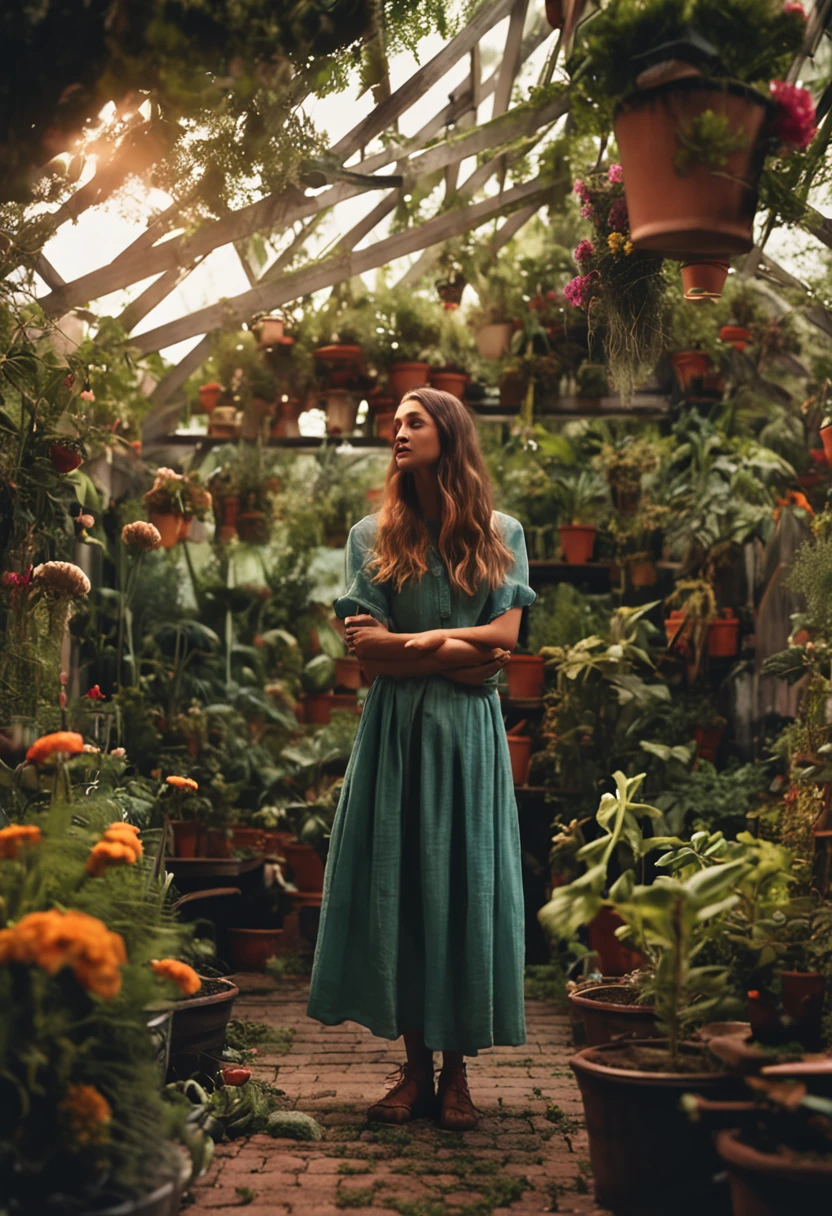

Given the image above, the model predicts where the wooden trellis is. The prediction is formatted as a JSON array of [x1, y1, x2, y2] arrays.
[[29, 0, 832, 443]]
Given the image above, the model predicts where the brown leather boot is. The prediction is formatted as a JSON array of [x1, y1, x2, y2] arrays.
[[367, 1063, 436, 1124], [437, 1064, 479, 1130]]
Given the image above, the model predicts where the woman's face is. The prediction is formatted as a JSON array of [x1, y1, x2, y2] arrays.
[[392, 398, 442, 472]]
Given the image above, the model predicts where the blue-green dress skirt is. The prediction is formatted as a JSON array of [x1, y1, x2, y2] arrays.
[[306, 512, 535, 1055]]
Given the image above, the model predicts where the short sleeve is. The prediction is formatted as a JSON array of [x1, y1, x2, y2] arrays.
[[483, 515, 536, 624], [333, 518, 391, 627]]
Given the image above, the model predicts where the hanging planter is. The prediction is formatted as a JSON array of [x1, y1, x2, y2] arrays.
[[196, 381, 223, 413], [253, 314, 286, 347], [148, 511, 183, 550], [387, 361, 430, 399], [720, 324, 751, 352], [435, 272, 466, 310], [615, 79, 771, 256], [475, 322, 514, 360], [708, 609, 739, 658], [429, 369, 468, 399], [323, 389, 359, 436], [680, 260, 730, 301], [559, 524, 597, 564]]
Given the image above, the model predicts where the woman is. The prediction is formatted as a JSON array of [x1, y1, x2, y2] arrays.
[[307, 388, 535, 1131]]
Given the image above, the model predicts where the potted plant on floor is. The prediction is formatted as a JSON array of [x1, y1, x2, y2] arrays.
[[540, 788, 750, 1215], [568, 1, 814, 258], [553, 469, 609, 563]]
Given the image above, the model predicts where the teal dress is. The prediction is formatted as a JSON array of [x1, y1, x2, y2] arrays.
[[306, 512, 535, 1055]]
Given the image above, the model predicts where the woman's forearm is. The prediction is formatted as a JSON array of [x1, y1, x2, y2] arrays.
[[356, 633, 493, 665], [439, 610, 523, 651]]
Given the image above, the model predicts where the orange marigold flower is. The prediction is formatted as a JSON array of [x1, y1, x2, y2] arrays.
[[0, 909, 126, 999], [151, 958, 202, 995], [166, 775, 198, 791], [60, 1083, 112, 1144], [85, 839, 139, 876], [0, 824, 42, 860], [26, 731, 85, 764]]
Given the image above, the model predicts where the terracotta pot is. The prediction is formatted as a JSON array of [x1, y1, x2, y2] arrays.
[[505, 654, 545, 700], [149, 511, 183, 550], [170, 820, 201, 859], [178, 516, 192, 542], [324, 389, 359, 436], [255, 315, 285, 346], [205, 828, 231, 859], [314, 344, 363, 388], [559, 524, 597, 564], [545, 0, 564, 28], [429, 370, 468, 399], [263, 830, 294, 856], [208, 405, 239, 439], [680, 260, 730, 301], [387, 361, 430, 400], [228, 928, 284, 972], [235, 510, 269, 544], [230, 826, 268, 853], [334, 656, 362, 690], [820, 424, 832, 465], [716, 1127, 832, 1215], [695, 724, 724, 764], [506, 735, 532, 785], [614, 79, 770, 256], [331, 691, 359, 715], [374, 409, 396, 442], [708, 610, 740, 658], [300, 693, 333, 725], [781, 971, 825, 1049], [197, 381, 223, 413], [721, 325, 751, 352], [629, 560, 657, 588], [475, 322, 514, 360], [572, 1040, 738, 1215], [568, 984, 659, 1047], [282, 842, 326, 891], [588, 907, 644, 976], [671, 350, 715, 393]]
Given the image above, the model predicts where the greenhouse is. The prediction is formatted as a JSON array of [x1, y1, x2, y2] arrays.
[[3, 1, 832, 1213]]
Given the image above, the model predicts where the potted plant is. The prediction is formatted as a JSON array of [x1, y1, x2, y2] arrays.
[[368, 285, 444, 400], [143, 467, 187, 548], [179, 472, 213, 541], [665, 578, 719, 678], [542, 825, 749, 1215], [594, 435, 663, 515], [564, 166, 666, 403], [427, 309, 480, 399], [553, 469, 609, 563], [466, 247, 526, 361], [569, 2, 813, 258], [681, 259, 730, 301], [196, 381, 223, 413]]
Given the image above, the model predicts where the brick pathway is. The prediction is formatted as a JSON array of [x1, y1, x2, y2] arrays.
[[185, 976, 604, 1216]]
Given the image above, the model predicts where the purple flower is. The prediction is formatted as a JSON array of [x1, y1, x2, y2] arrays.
[[572, 178, 590, 203], [574, 239, 595, 264], [608, 163, 624, 183], [607, 197, 629, 232]]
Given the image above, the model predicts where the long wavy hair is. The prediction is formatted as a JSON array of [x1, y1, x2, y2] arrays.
[[368, 388, 514, 596]]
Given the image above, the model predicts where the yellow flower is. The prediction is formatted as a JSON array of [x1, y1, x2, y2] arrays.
[[151, 958, 202, 995], [61, 1084, 112, 1144], [0, 824, 42, 860], [624, 240, 634, 256], [607, 232, 625, 254]]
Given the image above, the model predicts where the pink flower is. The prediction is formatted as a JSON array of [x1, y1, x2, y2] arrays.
[[608, 163, 624, 183], [2, 566, 33, 590], [563, 272, 600, 311], [574, 239, 595, 264], [770, 80, 817, 150], [580, 202, 595, 220], [79, 390, 95, 403], [607, 197, 629, 232], [783, 3, 806, 17], [572, 178, 590, 203]]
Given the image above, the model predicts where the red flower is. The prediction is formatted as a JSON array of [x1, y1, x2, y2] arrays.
[[770, 80, 817, 150], [49, 440, 84, 474], [2, 567, 33, 590], [84, 685, 106, 701], [221, 1066, 251, 1087]]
